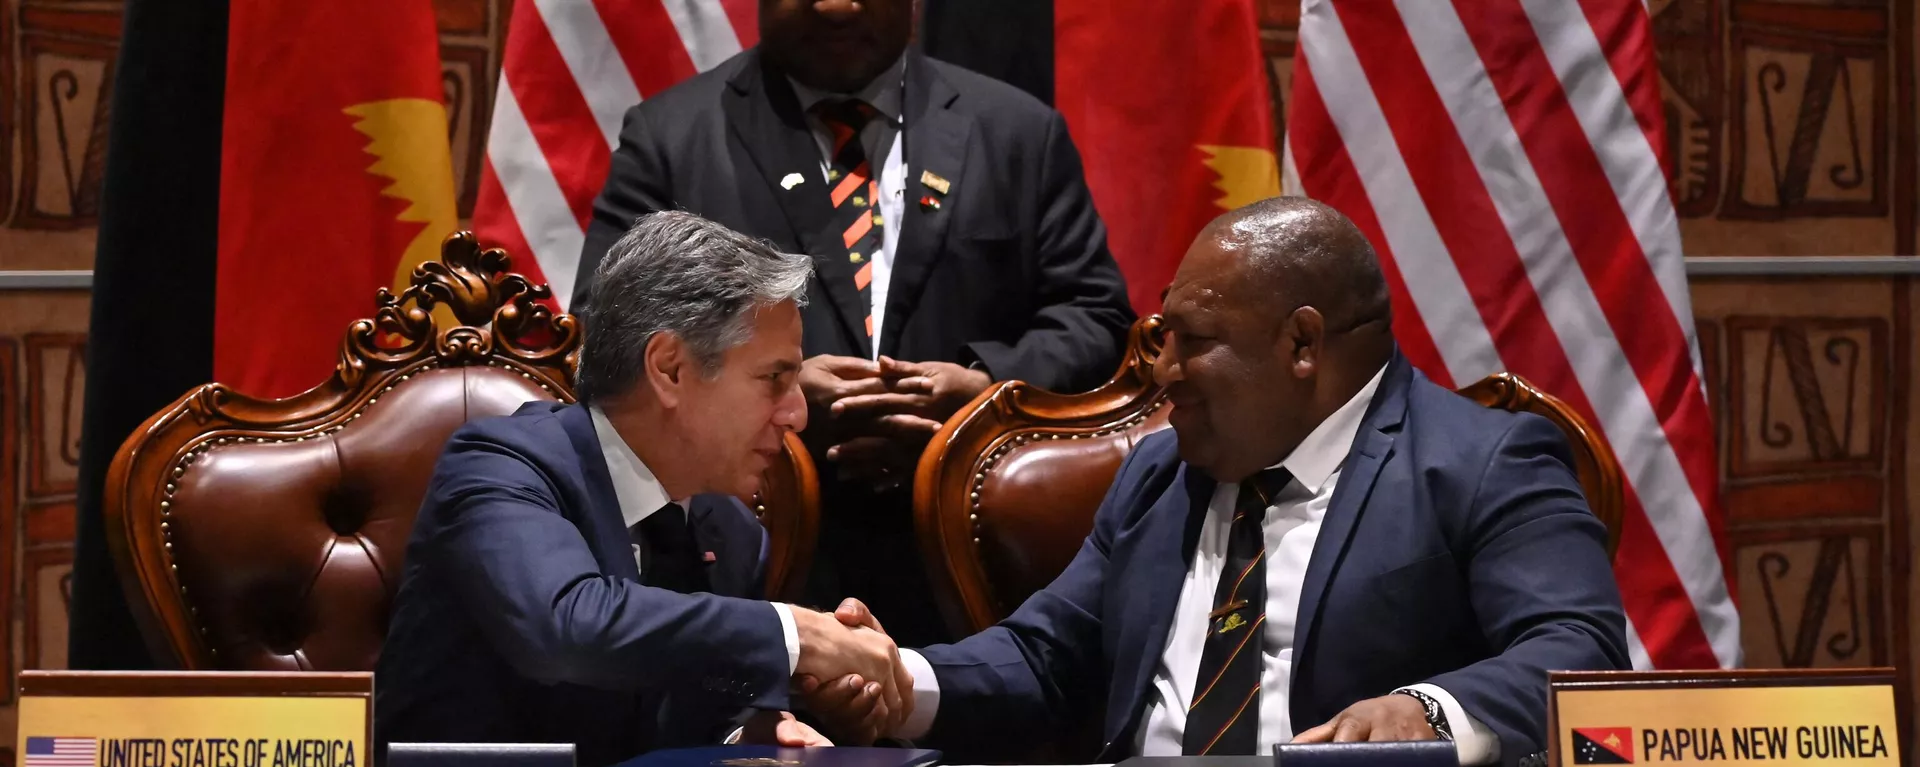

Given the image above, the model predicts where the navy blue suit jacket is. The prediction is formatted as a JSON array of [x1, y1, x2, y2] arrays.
[[917, 356, 1630, 764], [375, 402, 790, 767]]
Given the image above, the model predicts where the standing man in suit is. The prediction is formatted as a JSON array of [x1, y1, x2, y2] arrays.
[[806, 197, 1629, 764], [377, 212, 912, 766], [574, 0, 1135, 645]]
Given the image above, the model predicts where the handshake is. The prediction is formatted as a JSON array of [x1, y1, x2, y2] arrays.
[[778, 598, 914, 746]]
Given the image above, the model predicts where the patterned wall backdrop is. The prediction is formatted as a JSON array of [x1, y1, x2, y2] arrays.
[[1255, 0, 1920, 743], [1, 0, 1918, 758]]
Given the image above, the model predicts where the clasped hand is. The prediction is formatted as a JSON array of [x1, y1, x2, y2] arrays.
[[790, 599, 911, 745], [799, 355, 992, 492]]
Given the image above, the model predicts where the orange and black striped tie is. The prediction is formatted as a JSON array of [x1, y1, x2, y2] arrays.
[[1183, 467, 1292, 755], [814, 100, 884, 338]]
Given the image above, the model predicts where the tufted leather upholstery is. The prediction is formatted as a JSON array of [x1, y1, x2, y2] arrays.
[[915, 316, 1624, 636], [105, 233, 820, 670], [159, 368, 555, 670]]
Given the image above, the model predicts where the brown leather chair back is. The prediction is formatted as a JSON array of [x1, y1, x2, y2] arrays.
[[105, 233, 818, 670], [915, 316, 1624, 635]]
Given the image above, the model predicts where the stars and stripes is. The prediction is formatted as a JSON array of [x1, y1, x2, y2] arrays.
[[1286, 0, 1738, 670], [25, 737, 98, 767], [472, 0, 757, 311]]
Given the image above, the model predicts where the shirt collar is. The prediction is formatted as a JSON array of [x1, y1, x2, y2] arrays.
[[588, 404, 677, 529], [786, 55, 907, 124], [1274, 363, 1389, 495]]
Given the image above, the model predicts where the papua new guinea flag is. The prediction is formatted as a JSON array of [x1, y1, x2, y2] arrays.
[[216, 0, 458, 399]]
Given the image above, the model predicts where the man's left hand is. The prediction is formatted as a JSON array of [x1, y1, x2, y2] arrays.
[[1291, 694, 1436, 743], [882, 357, 993, 419], [739, 710, 834, 747], [832, 358, 992, 423], [824, 358, 987, 493]]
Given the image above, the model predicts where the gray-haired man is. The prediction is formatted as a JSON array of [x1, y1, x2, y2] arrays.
[[375, 212, 911, 766]]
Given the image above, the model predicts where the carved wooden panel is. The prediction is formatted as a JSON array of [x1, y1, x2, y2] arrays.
[[1737, 530, 1885, 669], [1674, 0, 1913, 255], [1696, 319, 1726, 448], [1724, 317, 1886, 479], [443, 44, 492, 219], [1255, 0, 1296, 159], [24, 534, 73, 672], [0, 289, 95, 748], [23, 334, 82, 501], [1, 0, 16, 225], [1696, 277, 1910, 747], [0, 336, 20, 704], [1726, 26, 1887, 219], [1652, 0, 1724, 218], [11, 7, 118, 231], [436, 0, 508, 221]]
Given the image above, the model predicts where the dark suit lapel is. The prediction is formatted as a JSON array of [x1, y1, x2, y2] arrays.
[[725, 51, 869, 349], [1103, 465, 1217, 752], [560, 404, 642, 582], [1290, 355, 1411, 676], [878, 51, 972, 359]]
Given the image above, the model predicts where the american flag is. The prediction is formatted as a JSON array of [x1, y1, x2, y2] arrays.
[[1285, 0, 1739, 669], [472, 0, 758, 311], [24, 737, 97, 767]]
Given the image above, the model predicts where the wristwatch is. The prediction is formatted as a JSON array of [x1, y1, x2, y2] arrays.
[[1393, 688, 1454, 741]]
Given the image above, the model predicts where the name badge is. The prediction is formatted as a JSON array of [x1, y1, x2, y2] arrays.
[[1549, 669, 1899, 765], [19, 671, 371, 767]]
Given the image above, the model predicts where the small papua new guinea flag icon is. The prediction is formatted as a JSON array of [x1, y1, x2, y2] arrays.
[[1573, 728, 1635, 764]]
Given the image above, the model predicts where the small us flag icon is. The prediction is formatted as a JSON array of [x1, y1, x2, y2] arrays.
[[25, 737, 97, 767], [24, 738, 97, 767]]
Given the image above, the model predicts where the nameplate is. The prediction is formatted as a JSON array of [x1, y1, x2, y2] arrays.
[[1548, 668, 1899, 766], [16, 671, 371, 767]]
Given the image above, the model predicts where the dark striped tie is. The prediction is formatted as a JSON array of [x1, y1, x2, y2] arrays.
[[1183, 468, 1293, 755], [813, 100, 884, 338]]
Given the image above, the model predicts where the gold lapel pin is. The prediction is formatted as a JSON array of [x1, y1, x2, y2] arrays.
[[920, 169, 951, 195], [780, 172, 805, 190]]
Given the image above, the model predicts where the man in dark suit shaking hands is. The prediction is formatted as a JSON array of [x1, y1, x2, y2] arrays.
[[812, 198, 1629, 764], [377, 212, 913, 766], [575, 0, 1136, 645]]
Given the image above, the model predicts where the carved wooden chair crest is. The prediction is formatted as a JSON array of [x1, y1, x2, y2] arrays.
[[105, 233, 817, 670], [914, 315, 1624, 635]]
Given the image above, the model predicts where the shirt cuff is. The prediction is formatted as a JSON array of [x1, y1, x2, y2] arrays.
[[1399, 683, 1499, 766], [895, 649, 940, 740], [773, 603, 800, 675]]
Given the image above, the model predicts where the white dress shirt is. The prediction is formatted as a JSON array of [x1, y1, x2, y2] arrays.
[[588, 406, 799, 675], [788, 58, 907, 354], [898, 366, 1498, 764]]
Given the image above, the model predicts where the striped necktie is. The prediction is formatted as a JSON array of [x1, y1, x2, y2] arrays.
[[1183, 467, 1293, 755], [813, 99, 884, 339]]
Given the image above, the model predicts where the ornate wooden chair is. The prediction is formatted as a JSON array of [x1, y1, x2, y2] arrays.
[[914, 315, 1623, 636], [104, 233, 819, 670]]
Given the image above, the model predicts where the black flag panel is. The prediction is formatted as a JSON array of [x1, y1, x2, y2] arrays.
[[69, 0, 229, 669]]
